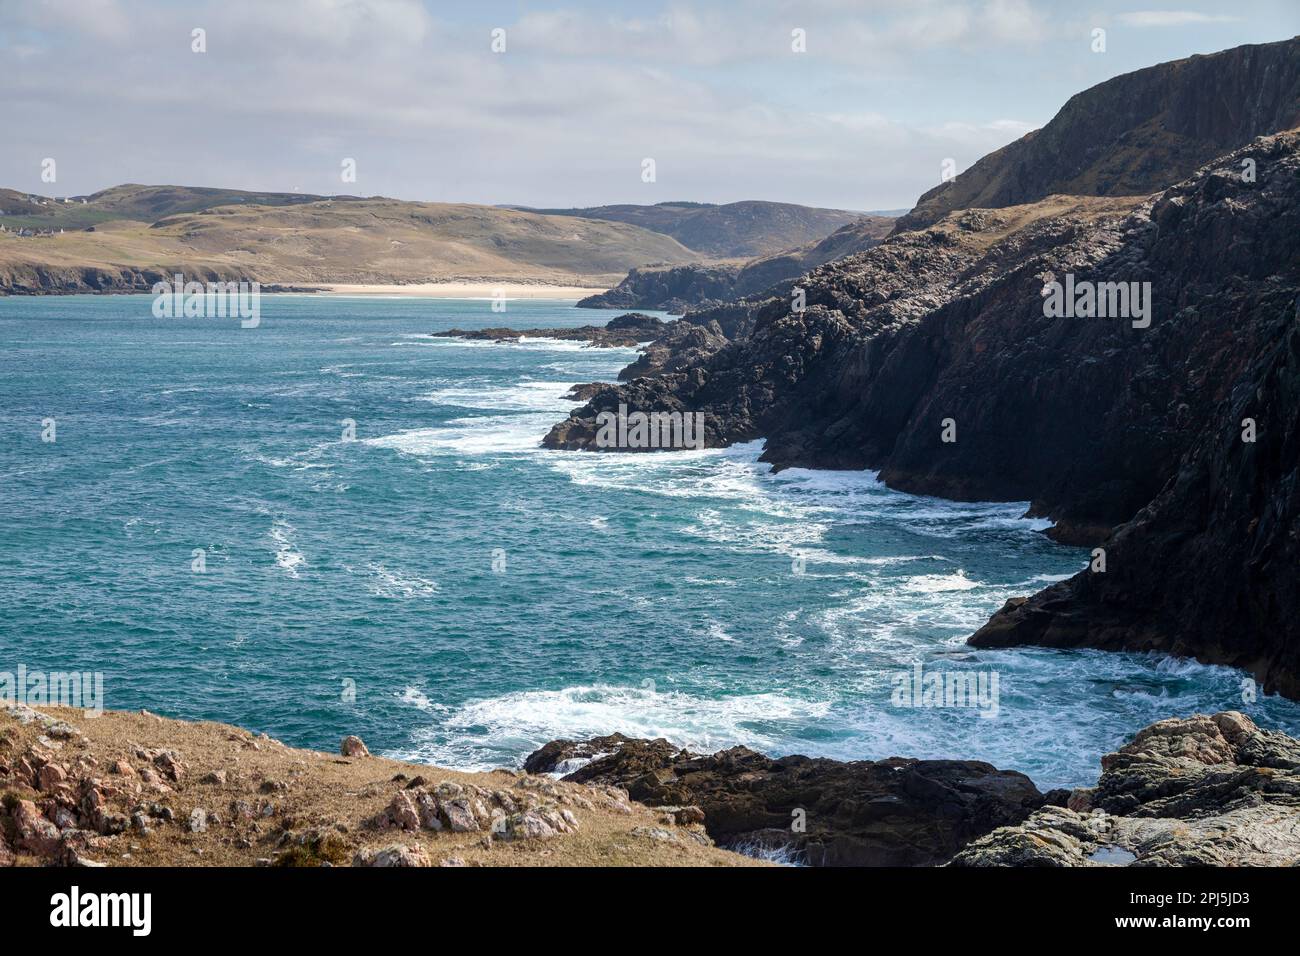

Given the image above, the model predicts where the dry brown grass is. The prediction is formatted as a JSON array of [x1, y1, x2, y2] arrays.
[[0, 706, 763, 868], [0, 198, 701, 288]]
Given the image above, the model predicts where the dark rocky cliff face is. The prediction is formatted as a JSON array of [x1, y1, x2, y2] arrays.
[[895, 36, 1300, 232], [971, 291, 1300, 697], [576, 263, 740, 313], [0, 263, 250, 294], [576, 216, 895, 312], [546, 131, 1300, 692]]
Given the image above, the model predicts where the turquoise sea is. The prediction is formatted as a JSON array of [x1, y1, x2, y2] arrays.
[[3, 293, 1298, 790]]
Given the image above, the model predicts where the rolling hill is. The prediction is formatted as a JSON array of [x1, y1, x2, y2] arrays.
[[520, 200, 869, 258], [0, 187, 700, 293]]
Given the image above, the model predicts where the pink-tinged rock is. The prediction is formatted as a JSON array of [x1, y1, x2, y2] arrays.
[[441, 797, 480, 833], [386, 791, 420, 831], [14, 799, 61, 857], [38, 763, 67, 791], [153, 751, 185, 782], [340, 735, 370, 757], [110, 760, 136, 777]]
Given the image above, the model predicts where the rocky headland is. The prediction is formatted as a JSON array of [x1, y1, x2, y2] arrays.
[[540, 36, 1300, 698]]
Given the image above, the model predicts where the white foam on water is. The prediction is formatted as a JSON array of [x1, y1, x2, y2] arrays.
[[395, 334, 639, 355], [364, 414, 551, 456], [397, 686, 443, 713], [268, 518, 306, 577], [419, 380, 576, 413], [394, 683, 833, 771], [348, 563, 439, 599], [901, 570, 981, 593]]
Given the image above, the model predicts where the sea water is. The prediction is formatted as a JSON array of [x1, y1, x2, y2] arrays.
[[3, 294, 1298, 790]]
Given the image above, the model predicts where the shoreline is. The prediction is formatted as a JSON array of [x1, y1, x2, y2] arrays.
[[304, 282, 608, 300], [5, 701, 1295, 867], [0, 281, 613, 300]]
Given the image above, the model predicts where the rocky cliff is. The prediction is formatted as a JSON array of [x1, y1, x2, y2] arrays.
[[895, 35, 1300, 232], [546, 128, 1300, 689], [576, 215, 896, 312]]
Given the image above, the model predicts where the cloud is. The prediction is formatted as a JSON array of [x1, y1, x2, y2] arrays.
[[1115, 10, 1241, 27], [0, 0, 1282, 208]]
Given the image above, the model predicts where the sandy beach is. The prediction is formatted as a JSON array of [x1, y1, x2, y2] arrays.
[[306, 281, 610, 299]]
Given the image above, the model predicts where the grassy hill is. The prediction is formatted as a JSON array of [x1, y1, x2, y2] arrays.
[[520, 200, 868, 258], [0, 186, 701, 292]]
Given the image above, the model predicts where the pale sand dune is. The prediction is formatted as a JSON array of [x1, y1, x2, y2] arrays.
[[306, 282, 609, 299]]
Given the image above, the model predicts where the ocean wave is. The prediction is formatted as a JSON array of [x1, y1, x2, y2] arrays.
[[393, 683, 833, 771], [419, 380, 576, 413], [363, 414, 550, 456]]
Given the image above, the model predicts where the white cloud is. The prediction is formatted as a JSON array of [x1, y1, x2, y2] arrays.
[[1116, 10, 1241, 27]]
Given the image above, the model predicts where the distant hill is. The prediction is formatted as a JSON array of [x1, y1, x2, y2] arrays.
[[0, 184, 340, 232], [895, 35, 1300, 232], [520, 200, 869, 258], [0, 187, 699, 293], [577, 213, 897, 311]]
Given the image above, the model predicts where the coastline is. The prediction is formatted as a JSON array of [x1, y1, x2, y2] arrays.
[[305, 282, 609, 299], [7, 700, 1298, 867]]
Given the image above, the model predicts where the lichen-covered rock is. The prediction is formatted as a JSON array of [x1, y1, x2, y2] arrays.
[[352, 844, 431, 867], [950, 712, 1300, 866]]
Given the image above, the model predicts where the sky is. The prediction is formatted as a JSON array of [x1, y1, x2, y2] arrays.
[[1, 0, 1296, 210]]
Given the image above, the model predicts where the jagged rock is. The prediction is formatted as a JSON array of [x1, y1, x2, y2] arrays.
[[186, 808, 208, 833], [526, 736, 1041, 866], [439, 797, 480, 833], [523, 733, 643, 775], [383, 791, 421, 831], [950, 712, 1300, 866], [13, 799, 62, 857], [499, 808, 571, 841], [38, 763, 67, 791], [577, 265, 739, 312]]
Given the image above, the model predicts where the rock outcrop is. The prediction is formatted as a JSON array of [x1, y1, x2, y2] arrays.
[[432, 312, 668, 347], [576, 264, 740, 313], [576, 216, 896, 312], [525, 736, 1043, 866], [950, 712, 1300, 866], [895, 36, 1300, 232], [0, 705, 752, 868]]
